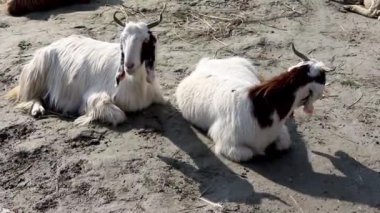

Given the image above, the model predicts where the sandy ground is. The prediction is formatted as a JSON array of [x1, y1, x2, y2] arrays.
[[0, 0, 379, 212]]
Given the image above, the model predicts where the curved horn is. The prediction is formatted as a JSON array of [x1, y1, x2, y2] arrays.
[[113, 11, 126, 27], [147, 3, 167, 29], [291, 42, 310, 61]]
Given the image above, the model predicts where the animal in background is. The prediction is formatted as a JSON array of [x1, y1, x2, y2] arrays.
[[338, 0, 380, 19], [6, 0, 91, 16]]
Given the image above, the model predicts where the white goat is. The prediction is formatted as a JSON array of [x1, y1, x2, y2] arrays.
[[176, 44, 329, 162], [6, 7, 166, 126]]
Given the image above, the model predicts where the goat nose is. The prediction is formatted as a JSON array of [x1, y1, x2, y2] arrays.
[[126, 63, 134, 69]]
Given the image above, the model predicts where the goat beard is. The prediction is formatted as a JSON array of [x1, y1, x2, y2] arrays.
[[115, 68, 125, 87], [146, 68, 155, 83]]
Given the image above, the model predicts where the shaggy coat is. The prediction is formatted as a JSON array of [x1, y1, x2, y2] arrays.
[[7, 22, 165, 126], [176, 56, 327, 162], [6, 0, 90, 16]]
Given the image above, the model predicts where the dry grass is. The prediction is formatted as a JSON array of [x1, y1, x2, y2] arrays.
[[112, 1, 308, 42], [169, 0, 308, 40]]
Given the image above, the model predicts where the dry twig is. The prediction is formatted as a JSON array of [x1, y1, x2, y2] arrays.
[[200, 185, 213, 196], [199, 197, 223, 208], [289, 195, 305, 213], [321, 95, 339, 99], [347, 92, 363, 109], [2, 165, 32, 186], [326, 128, 356, 143]]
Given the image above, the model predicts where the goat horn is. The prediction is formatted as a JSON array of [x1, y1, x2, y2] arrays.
[[147, 3, 167, 29], [291, 42, 310, 61], [113, 11, 126, 27]]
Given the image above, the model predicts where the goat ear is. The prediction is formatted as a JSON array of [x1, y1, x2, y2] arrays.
[[115, 45, 126, 87], [115, 65, 125, 87], [141, 31, 157, 83]]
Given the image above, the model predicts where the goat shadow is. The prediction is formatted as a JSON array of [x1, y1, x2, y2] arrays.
[[23, 0, 123, 20], [244, 118, 380, 208], [40, 101, 380, 208], [108, 102, 286, 205]]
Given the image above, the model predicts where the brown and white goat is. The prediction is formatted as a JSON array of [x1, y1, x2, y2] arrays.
[[6, 0, 91, 16], [176, 44, 329, 162]]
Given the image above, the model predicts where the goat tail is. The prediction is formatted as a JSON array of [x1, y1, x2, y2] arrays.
[[17, 48, 51, 102], [5, 85, 20, 102]]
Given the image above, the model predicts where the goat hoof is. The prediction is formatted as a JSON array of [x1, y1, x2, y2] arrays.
[[31, 105, 45, 117], [110, 115, 127, 127], [275, 137, 292, 151], [275, 126, 291, 151], [223, 146, 254, 162]]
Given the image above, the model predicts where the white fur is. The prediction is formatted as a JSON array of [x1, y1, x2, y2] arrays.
[[9, 22, 165, 126], [176, 56, 324, 162]]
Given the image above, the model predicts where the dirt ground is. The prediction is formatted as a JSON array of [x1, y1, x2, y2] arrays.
[[0, 0, 379, 212]]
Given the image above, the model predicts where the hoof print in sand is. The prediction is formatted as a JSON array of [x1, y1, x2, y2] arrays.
[[65, 130, 106, 148], [0, 122, 35, 144]]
